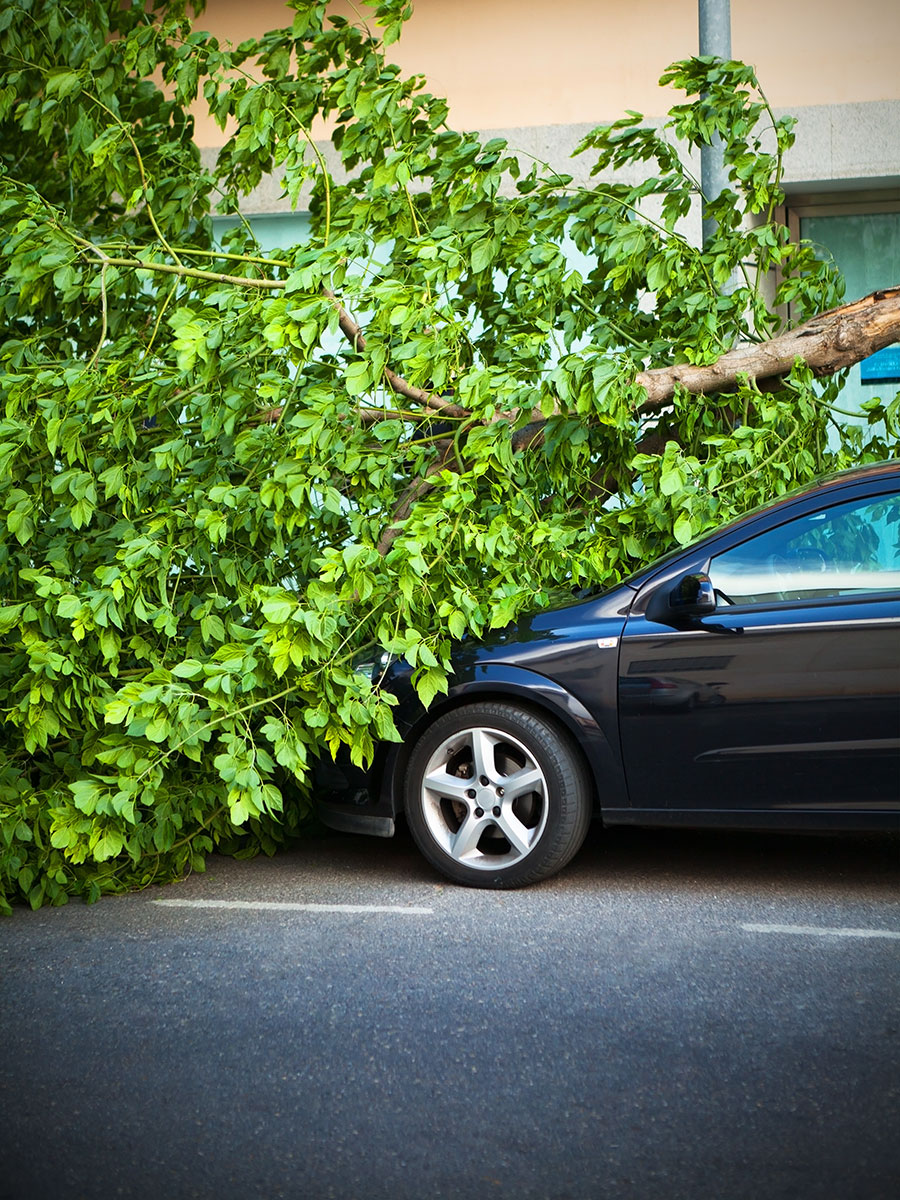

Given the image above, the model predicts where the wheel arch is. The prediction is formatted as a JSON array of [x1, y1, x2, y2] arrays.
[[381, 664, 626, 818]]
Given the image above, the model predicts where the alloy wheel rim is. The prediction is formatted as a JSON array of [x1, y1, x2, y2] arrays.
[[419, 725, 549, 870]]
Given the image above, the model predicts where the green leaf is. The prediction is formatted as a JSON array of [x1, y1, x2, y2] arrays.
[[345, 359, 373, 396], [93, 831, 125, 861], [412, 666, 448, 709], [470, 239, 496, 273], [172, 660, 204, 679], [200, 613, 226, 643], [70, 780, 102, 813], [46, 71, 82, 100], [447, 610, 466, 640], [0, 603, 24, 634], [105, 699, 133, 725], [260, 596, 295, 624], [673, 512, 694, 545], [659, 466, 685, 497], [145, 716, 171, 743], [56, 594, 82, 619]]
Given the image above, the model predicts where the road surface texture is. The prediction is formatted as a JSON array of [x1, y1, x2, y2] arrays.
[[2, 823, 898, 1200]]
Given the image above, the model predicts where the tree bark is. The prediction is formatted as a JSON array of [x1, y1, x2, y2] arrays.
[[633, 286, 900, 410]]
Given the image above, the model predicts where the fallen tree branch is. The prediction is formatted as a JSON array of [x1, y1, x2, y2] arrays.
[[634, 286, 900, 409], [376, 438, 456, 555]]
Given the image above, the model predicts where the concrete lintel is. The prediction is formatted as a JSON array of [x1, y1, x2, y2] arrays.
[[199, 99, 900, 216]]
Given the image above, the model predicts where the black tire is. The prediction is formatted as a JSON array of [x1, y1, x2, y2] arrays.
[[403, 701, 592, 889]]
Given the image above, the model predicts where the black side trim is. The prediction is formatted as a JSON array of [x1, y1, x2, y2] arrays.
[[318, 805, 396, 838]]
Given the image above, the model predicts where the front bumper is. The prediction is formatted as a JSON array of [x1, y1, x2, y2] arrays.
[[313, 744, 398, 838]]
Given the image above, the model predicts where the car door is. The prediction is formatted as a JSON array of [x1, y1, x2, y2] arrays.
[[617, 486, 900, 820]]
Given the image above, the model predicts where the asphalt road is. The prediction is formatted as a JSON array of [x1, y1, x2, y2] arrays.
[[1, 823, 898, 1200]]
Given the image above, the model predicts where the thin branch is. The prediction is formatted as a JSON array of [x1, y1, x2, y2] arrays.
[[109, 242, 293, 269], [140, 280, 177, 363], [321, 288, 469, 419], [78, 251, 286, 290], [86, 259, 109, 370]]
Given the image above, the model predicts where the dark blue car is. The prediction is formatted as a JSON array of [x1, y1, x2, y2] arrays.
[[316, 461, 900, 888]]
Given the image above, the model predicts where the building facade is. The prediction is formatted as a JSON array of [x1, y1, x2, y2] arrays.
[[196, 0, 900, 397]]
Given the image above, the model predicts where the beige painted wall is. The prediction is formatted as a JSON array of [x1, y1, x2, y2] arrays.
[[192, 0, 900, 145]]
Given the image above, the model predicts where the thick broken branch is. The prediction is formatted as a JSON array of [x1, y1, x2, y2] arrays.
[[373, 287, 900, 553], [509, 287, 900, 450], [634, 286, 900, 409]]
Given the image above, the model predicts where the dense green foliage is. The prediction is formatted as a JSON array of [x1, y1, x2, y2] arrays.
[[1, 0, 896, 910]]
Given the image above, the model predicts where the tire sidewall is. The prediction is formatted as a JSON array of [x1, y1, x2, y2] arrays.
[[403, 701, 591, 889]]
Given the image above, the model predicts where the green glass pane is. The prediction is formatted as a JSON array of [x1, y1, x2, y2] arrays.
[[212, 212, 311, 252]]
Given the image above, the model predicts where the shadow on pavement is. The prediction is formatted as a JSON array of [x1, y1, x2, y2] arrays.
[[223, 818, 899, 900]]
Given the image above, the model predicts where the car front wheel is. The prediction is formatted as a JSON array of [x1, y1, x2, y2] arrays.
[[403, 702, 592, 888]]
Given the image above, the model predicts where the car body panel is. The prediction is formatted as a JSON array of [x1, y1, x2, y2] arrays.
[[317, 607, 632, 832], [619, 594, 900, 815], [315, 461, 900, 842]]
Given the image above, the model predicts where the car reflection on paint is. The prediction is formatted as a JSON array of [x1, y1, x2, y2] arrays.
[[619, 675, 727, 711], [315, 461, 900, 889]]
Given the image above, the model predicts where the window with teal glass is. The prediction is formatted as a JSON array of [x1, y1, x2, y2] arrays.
[[797, 204, 900, 418]]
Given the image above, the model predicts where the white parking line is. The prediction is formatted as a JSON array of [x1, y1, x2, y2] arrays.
[[741, 923, 900, 940], [153, 899, 433, 914]]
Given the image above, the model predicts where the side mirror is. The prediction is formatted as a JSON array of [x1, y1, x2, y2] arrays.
[[668, 572, 717, 616]]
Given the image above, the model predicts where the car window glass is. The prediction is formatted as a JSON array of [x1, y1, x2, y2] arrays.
[[708, 491, 900, 605]]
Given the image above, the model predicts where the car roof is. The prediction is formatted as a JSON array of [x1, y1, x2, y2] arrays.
[[769, 458, 899, 499]]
